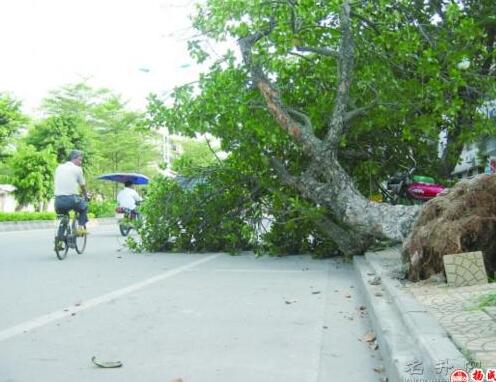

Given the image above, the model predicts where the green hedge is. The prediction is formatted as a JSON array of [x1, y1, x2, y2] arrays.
[[88, 200, 116, 218], [0, 202, 115, 222], [0, 210, 100, 222], [0, 211, 57, 221]]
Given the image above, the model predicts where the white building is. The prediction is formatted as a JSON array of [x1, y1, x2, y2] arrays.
[[451, 101, 496, 178], [0, 184, 16, 212]]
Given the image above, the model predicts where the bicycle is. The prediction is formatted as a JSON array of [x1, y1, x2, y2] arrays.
[[54, 210, 87, 260]]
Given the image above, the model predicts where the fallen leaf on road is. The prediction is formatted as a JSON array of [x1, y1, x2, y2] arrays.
[[360, 331, 377, 343], [368, 276, 382, 285], [91, 356, 123, 368], [284, 300, 298, 304]]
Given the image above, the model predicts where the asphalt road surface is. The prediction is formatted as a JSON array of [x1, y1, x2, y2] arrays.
[[0, 224, 384, 382]]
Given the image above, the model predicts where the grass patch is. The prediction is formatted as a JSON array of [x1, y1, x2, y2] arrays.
[[465, 292, 496, 311]]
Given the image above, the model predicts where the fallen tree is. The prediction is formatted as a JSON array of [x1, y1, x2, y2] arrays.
[[146, 1, 494, 258]]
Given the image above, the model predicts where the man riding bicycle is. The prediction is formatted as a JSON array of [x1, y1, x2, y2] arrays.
[[54, 150, 89, 236]]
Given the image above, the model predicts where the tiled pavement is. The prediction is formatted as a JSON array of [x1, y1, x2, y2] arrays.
[[407, 276, 496, 367], [356, 249, 468, 381]]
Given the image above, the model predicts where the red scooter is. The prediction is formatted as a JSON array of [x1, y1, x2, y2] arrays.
[[383, 167, 446, 205]]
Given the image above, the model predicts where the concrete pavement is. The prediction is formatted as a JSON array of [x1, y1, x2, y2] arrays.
[[4, 221, 494, 381], [0, 226, 385, 382]]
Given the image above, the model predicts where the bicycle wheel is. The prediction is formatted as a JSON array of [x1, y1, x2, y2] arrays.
[[54, 218, 69, 260], [119, 222, 131, 237], [73, 218, 87, 254]]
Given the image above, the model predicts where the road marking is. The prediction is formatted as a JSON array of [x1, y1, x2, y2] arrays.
[[213, 269, 321, 273], [0, 254, 220, 342]]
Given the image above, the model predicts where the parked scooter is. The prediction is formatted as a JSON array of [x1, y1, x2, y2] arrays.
[[382, 167, 446, 205]]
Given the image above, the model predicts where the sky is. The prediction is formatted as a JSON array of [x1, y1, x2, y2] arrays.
[[0, 0, 208, 114]]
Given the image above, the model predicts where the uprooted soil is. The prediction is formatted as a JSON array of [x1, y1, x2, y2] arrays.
[[402, 174, 496, 281]]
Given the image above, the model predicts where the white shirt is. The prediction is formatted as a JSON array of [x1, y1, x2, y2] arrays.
[[54, 161, 85, 196], [117, 187, 143, 210]]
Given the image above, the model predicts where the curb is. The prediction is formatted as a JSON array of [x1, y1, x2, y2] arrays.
[[0, 217, 118, 232], [354, 249, 467, 381]]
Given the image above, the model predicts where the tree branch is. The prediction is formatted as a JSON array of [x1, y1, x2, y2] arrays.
[[287, 108, 313, 130], [295, 45, 338, 58], [204, 136, 223, 164], [238, 21, 323, 159], [343, 103, 376, 123], [350, 11, 380, 35], [325, 1, 353, 148], [287, 51, 314, 63]]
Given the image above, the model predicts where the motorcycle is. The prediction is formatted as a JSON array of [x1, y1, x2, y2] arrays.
[[382, 167, 446, 205]]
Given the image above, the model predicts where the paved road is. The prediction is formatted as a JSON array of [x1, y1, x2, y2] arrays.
[[0, 225, 384, 382]]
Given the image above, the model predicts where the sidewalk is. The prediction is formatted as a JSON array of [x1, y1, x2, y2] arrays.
[[354, 246, 496, 381], [407, 271, 496, 368], [0, 217, 117, 232]]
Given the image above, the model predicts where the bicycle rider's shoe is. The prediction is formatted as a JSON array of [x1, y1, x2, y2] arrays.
[[54, 240, 65, 251], [76, 227, 88, 236]]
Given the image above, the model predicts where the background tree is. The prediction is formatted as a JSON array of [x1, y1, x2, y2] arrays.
[[145, 0, 495, 256], [170, 136, 219, 175], [92, 96, 160, 198], [22, 82, 104, 178], [41, 82, 111, 120], [0, 93, 27, 162], [9, 145, 57, 211], [22, 82, 160, 199], [25, 114, 97, 165]]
